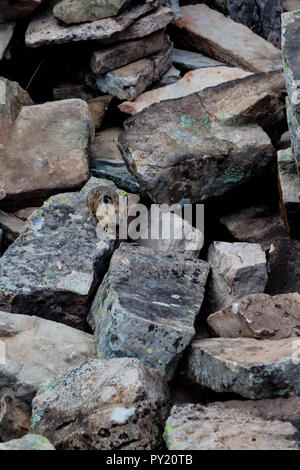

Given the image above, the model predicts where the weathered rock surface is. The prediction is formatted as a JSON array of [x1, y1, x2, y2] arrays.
[[0, 23, 15, 61], [31, 358, 170, 450], [174, 5, 282, 73], [278, 148, 300, 238], [208, 292, 300, 339], [0, 0, 41, 22], [277, 131, 291, 150], [0, 210, 26, 246], [88, 243, 209, 381], [218, 205, 288, 250], [96, 36, 172, 101], [0, 389, 31, 442], [87, 95, 112, 129], [172, 48, 224, 72], [164, 399, 300, 450], [53, 0, 130, 24], [119, 66, 251, 115], [0, 434, 55, 450], [156, 65, 180, 86], [0, 310, 96, 402], [207, 242, 268, 314], [266, 239, 300, 295], [25, 2, 156, 47], [117, 71, 284, 204], [0, 178, 116, 329], [91, 29, 165, 75], [185, 337, 300, 399], [0, 99, 94, 211]]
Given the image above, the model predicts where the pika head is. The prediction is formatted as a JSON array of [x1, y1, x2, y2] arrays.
[[86, 184, 127, 231]]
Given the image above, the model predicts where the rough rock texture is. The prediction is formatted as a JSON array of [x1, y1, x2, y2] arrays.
[[278, 148, 300, 238], [266, 239, 300, 295], [90, 29, 165, 75], [96, 36, 172, 101], [0, 210, 26, 248], [0, 389, 31, 442], [218, 205, 288, 250], [119, 66, 251, 115], [31, 358, 170, 450], [207, 242, 268, 314], [53, 0, 130, 24], [208, 292, 300, 339], [0, 434, 55, 450], [185, 337, 300, 399], [25, 2, 157, 47], [88, 244, 209, 381], [164, 399, 300, 450], [0, 178, 116, 329], [0, 23, 15, 61], [0, 99, 94, 211], [172, 48, 224, 72], [0, 0, 41, 22], [0, 310, 96, 402], [87, 95, 112, 129], [156, 65, 180, 86], [117, 71, 285, 204], [174, 5, 282, 73]]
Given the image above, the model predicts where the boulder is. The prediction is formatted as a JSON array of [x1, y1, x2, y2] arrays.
[[208, 292, 300, 339], [0, 178, 116, 329], [53, 0, 131, 24], [119, 66, 252, 115], [0, 310, 96, 402], [278, 148, 300, 239], [0, 23, 15, 61], [31, 358, 170, 450], [173, 4, 282, 73], [0, 390, 31, 442], [0, 0, 41, 22], [164, 399, 300, 450], [266, 239, 300, 295], [207, 242, 268, 313], [172, 48, 224, 72], [185, 337, 300, 399], [0, 99, 94, 211], [0, 434, 55, 450], [88, 243, 209, 381]]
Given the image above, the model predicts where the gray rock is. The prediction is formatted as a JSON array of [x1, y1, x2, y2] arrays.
[[31, 358, 170, 450], [155, 65, 181, 86], [53, 0, 131, 24], [278, 148, 300, 238], [207, 242, 268, 314], [172, 48, 224, 72], [164, 398, 300, 450], [0, 434, 55, 450], [0, 178, 116, 329], [0, 310, 96, 402], [0, 23, 15, 61], [0, 0, 41, 22], [185, 337, 300, 399], [88, 243, 209, 381], [266, 238, 300, 295]]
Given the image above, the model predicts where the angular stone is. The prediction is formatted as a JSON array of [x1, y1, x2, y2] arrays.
[[119, 66, 252, 115], [0, 209, 26, 247], [164, 399, 300, 450], [90, 29, 165, 75], [0, 99, 94, 211], [172, 48, 224, 72], [0, 390, 31, 442], [0, 178, 116, 329], [207, 242, 268, 314], [156, 65, 181, 86], [266, 239, 300, 295], [90, 128, 142, 195], [25, 2, 156, 48], [185, 337, 300, 399], [0, 310, 96, 402], [96, 36, 172, 101], [208, 292, 300, 340], [53, 0, 130, 24], [117, 72, 284, 204], [88, 244, 209, 381], [174, 4, 282, 73], [278, 148, 300, 238], [0, 23, 15, 61], [0, 434, 55, 450], [31, 358, 170, 450], [0, 0, 41, 22], [87, 95, 112, 129]]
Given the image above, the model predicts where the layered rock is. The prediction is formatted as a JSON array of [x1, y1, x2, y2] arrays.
[[172, 48, 224, 72], [88, 243, 209, 381], [31, 358, 170, 450], [0, 434, 55, 450], [53, 0, 131, 24], [164, 399, 300, 450], [278, 148, 300, 238]]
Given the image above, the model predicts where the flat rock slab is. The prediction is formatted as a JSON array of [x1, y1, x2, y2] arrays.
[[266, 239, 300, 295], [119, 66, 251, 115], [278, 148, 300, 238], [25, 2, 156, 47], [174, 4, 282, 73], [53, 0, 130, 24], [0, 434, 55, 450], [96, 36, 172, 101], [0, 0, 41, 22], [208, 292, 300, 340], [0, 99, 94, 211], [164, 399, 300, 450], [0, 178, 116, 329], [31, 358, 170, 450], [88, 243, 209, 381], [0, 310, 96, 402], [172, 48, 224, 72], [185, 337, 300, 399], [0, 23, 15, 61]]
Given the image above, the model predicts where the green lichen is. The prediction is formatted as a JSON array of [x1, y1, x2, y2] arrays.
[[224, 163, 245, 183]]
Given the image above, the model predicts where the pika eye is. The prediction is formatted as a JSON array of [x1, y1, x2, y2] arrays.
[[103, 195, 111, 204]]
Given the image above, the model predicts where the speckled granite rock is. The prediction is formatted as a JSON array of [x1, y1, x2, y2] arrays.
[[0, 178, 116, 329], [53, 0, 130, 24], [0, 434, 55, 450], [88, 244, 209, 381], [0, 23, 15, 61], [31, 358, 170, 450], [164, 398, 300, 450], [278, 148, 300, 238]]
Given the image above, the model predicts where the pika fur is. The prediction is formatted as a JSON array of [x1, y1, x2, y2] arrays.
[[86, 184, 127, 232]]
